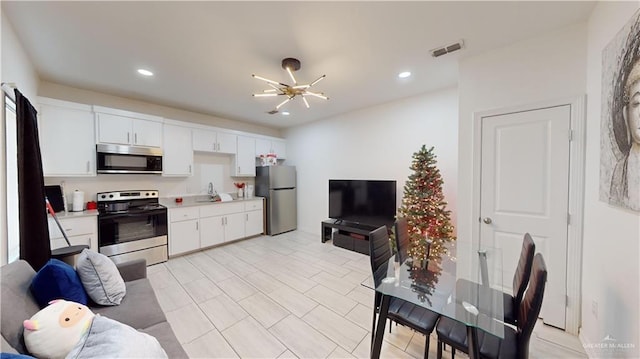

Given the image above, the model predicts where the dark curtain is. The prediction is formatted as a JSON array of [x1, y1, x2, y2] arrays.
[[15, 89, 50, 271]]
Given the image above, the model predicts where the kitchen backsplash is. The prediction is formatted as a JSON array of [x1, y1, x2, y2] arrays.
[[44, 153, 255, 203]]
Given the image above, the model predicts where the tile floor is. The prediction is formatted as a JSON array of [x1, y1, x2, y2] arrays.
[[148, 231, 588, 358]]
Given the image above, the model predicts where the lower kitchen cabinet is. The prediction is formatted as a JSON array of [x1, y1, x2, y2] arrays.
[[199, 215, 224, 248], [224, 212, 246, 242], [199, 202, 245, 247], [169, 219, 200, 256], [168, 200, 264, 256], [244, 200, 264, 237], [47, 215, 98, 251], [168, 207, 200, 256]]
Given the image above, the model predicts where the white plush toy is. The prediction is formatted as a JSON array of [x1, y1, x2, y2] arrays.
[[23, 299, 95, 359]]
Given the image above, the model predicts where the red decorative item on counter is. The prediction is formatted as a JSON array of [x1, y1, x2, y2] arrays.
[[233, 182, 245, 189]]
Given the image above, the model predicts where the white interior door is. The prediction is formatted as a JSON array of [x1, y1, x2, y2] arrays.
[[480, 105, 570, 329]]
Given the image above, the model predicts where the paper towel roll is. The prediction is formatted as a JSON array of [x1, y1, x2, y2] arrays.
[[72, 190, 84, 212]]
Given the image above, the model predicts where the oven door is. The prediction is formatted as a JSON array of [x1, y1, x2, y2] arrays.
[[98, 208, 168, 248]]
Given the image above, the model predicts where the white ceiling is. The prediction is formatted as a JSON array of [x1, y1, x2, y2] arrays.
[[2, 1, 595, 129]]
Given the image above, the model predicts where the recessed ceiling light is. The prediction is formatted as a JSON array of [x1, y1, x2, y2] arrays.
[[281, 111, 290, 116], [137, 69, 154, 76], [398, 71, 411, 78]]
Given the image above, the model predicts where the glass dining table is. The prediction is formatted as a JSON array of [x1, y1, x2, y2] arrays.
[[370, 241, 504, 359]]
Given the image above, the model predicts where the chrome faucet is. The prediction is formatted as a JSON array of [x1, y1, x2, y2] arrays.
[[208, 182, 214, 196]]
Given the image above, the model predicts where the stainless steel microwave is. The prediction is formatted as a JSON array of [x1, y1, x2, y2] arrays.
[[96, 144, 162, 174]]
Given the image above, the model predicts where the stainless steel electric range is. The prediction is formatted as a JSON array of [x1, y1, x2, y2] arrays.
[[97, 190, 168, 265]]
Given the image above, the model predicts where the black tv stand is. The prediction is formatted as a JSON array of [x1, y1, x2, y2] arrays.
[[321, 219, 381, 255]]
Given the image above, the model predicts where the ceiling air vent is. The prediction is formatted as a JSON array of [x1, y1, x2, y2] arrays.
[[431, 40, 464, 58]]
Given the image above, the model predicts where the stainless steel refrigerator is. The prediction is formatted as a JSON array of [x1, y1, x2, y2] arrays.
[[255, 166, 297, 235]]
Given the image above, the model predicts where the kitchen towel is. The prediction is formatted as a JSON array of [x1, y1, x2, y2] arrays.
[[72, 190, 85, 212]]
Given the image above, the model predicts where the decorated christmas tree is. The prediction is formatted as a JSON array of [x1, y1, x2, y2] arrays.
[[398, 145, 455, 264]]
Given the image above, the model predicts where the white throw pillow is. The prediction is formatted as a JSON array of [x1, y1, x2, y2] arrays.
[[76, 249, 126, 306], [23, 300, 95, 359]]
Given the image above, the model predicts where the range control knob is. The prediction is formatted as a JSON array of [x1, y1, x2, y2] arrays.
[[100, 194, 106, 199], [109, 194, 114, 198]]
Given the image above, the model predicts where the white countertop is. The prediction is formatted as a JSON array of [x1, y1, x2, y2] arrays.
[[160, 196, 264, 209], [48, 209, 99, 219]]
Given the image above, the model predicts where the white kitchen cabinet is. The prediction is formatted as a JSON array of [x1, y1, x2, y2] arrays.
[[235, 135, 256, 176], [200, 202, 245, 246], [225, 213, 246, 242], [244, 200, 264, 237], [199, 215, 225, 248], [168, 201, 262, 254], [255, 138, 287, 159], [47, 215, 98, 251], [192, 129, 236, 155], [168, 207, 200, 256], [37, 98, 96, 177], [94, 107, 162, 148], [163, 123, 193, 176], [169, 219, 200, 256]]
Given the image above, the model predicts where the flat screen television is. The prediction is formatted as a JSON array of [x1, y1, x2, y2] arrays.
[[329, 179, 397, 228]]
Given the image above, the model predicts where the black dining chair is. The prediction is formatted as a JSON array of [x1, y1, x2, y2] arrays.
[[435, 253, 548, 359], [457, 233, 535, 327], [369, 225, 440, 358], [394, 217, 410, 263]]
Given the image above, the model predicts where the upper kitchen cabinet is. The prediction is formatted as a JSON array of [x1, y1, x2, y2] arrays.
[[163, 122, 193, 177], [37, 97, 96, 177], [255, 138, 287, 159], [234, 135, 256, 177], [192, 129, 236, 154], [94, 106, 163, 148]]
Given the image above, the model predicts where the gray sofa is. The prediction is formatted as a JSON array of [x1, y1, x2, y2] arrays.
[[1, 259, 187, 358]]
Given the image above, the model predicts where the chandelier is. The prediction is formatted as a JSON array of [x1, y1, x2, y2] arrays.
[[252, 58, 328, 114]]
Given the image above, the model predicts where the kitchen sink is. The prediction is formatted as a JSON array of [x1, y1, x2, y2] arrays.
[[194, 195, 220, 203]]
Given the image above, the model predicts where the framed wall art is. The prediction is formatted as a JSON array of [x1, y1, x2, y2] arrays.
[[600, 9, 640, 212]]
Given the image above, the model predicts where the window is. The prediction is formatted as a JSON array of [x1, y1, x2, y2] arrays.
[[3, 93, 19, 263]]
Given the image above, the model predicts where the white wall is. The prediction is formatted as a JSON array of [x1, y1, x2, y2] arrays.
[[284, 88, 458, 235], [457, 21, 588, 250], [1, 12, 40, 265], [457, 22, 589, 283], [582, 2, 640, 356]]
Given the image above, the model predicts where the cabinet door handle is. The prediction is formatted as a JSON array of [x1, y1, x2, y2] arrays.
[[86, 161, 90, 173], [246, 214, 248, 221], [134, 133, 138, 144], [238, 166, 241, 174], [221, 217, 225, 226], [127, 132, 130, 143], [196, 222, 199, 230], [189, 165, 192, 174]]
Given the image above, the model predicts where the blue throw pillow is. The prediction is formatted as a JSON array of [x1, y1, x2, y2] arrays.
[[30, 259, 88, 308], [1, 354, 36, 359]]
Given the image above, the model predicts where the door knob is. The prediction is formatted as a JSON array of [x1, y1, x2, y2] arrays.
[[483, 217, 493, 224]]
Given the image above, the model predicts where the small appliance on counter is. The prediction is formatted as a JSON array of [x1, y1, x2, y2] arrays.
[[44, 185, 65, 213], [72, 190, 85, 212]]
